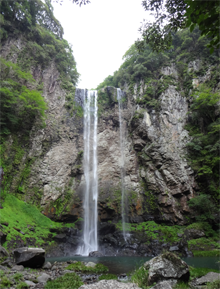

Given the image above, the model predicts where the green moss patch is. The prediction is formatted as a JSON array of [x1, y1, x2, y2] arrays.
[[98, 274, 117, 281], [0, 195, 73, 250], [65, 262, 108, 274], [188, 237, 220, 252], [192, 250, 220, 257], [116, 221, 185, 244]]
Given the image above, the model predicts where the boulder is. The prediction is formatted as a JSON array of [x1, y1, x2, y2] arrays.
[[42, 261, 52, 269], [11, 265, 24, 271], [144, 252, 189, 285], [151, 280, 177, 289], [25, 280, 36, 287], [193, 272, 220, 286], [13, 247, 45, 268], [184, 229, 205, 240], [0, 245, 9, 258], [79, 279, 141, 289], [89, 251, 103, 257], [85, 261, 96, 268], [37, 272, 51, 283]]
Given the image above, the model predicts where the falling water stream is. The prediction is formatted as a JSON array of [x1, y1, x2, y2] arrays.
[[77, 89, 98, 256], [117, 88, 128, 241]]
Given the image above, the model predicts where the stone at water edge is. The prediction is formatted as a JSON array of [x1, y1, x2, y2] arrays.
[[85, 261, 96, 268], [42, 261, 52, 269], [79, 279, 141, 289], [192, 272, 220, 286], [144, 252, 189, 285], [13, 247, 45, 268], [37, 272, 51, 283], [89, 251, 103, 257]]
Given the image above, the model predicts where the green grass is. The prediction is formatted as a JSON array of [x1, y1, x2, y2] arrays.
[[0, 195, 74, 249], [188, 237, 220, 251], [0, 276, 12, 288], [44, 273, 83, 289], [189, 266, 219, 280], [16, 282, 28, 289], [116, 221, 185, 244], [65, 261, 108, 273], [98, 274, 118, 281], [173, 281, 189, 289], [207, 279, 220, 289], [193, 250, 220, 257], [13, 273, 23, 282], [131, 266, 149, 289]]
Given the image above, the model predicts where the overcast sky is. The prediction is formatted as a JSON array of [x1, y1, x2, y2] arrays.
[[52, 0, 151, 89]]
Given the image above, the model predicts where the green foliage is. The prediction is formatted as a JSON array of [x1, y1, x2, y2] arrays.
[[189, 266, 219, 280], [173, 282, 189, 289], [186, 222, 216, 238], [0, 276, 12, 288], [13, 273, 23, 282], [0, 58, 47, 136], [16, 282, 28, 289], [65, 262, 108, 273], [116, 221, 184, 244], [0, 0, 63, 38], [131, 266, 149, 289], [0, 194, 66, 249], [186, 84, 220, 210], [98, 274, 117, 281], [207, 279, 220, 289], [44, 272, 83, 289], [188, 237, 220, 252], [138, 0, 219, 53], [188, 195, 217, 222], [192, 250, 220, 257]]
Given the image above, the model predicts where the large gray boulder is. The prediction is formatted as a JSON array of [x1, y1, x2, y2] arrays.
[[151, 280, 177, 289], [79, 280, 141, 289], [0, 245, 9, 258], [13, 247, 45, 268], [144, 252, 189, 285], [192, 272, 220, 286]]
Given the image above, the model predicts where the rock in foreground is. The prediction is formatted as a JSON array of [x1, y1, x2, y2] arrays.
[[79, 279, 141, 289], [144, 252, 189, 285], [13, 247, 45, 268]]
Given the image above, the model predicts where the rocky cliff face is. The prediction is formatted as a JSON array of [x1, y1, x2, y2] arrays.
[[2, 34, 219, 257], [1, 36, 197, 225]]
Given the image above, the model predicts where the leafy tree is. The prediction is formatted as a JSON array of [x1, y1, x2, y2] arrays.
[[0, 0, 64, 38], [136, 0, 220, 53], [186, 85, 220, 200], [0, 58, 47, 135]]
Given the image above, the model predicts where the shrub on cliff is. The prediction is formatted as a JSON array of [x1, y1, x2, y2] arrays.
[[0, 58, 47, 136]]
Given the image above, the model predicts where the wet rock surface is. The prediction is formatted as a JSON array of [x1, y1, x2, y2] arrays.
[[190, 272, 220, 288], [13, 247, 45, 268], [144, 252, 189, 285], [79, 279, 141, 289]]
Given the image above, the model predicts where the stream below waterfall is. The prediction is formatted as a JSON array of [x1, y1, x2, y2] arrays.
[[46, 256, 219, 274]]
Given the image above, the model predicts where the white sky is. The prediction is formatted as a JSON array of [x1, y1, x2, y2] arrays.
[[52, 0, 151, 89]]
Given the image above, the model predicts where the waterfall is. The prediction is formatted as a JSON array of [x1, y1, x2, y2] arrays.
[[77, 89, 98, 256], [117, 88, 128, 241]]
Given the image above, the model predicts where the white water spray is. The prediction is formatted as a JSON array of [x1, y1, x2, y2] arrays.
[[117, 88, 128, 241], [77, 90, 98, 256]]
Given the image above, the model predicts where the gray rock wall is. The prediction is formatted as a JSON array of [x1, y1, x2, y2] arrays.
[[1, 36, 204, 226]]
